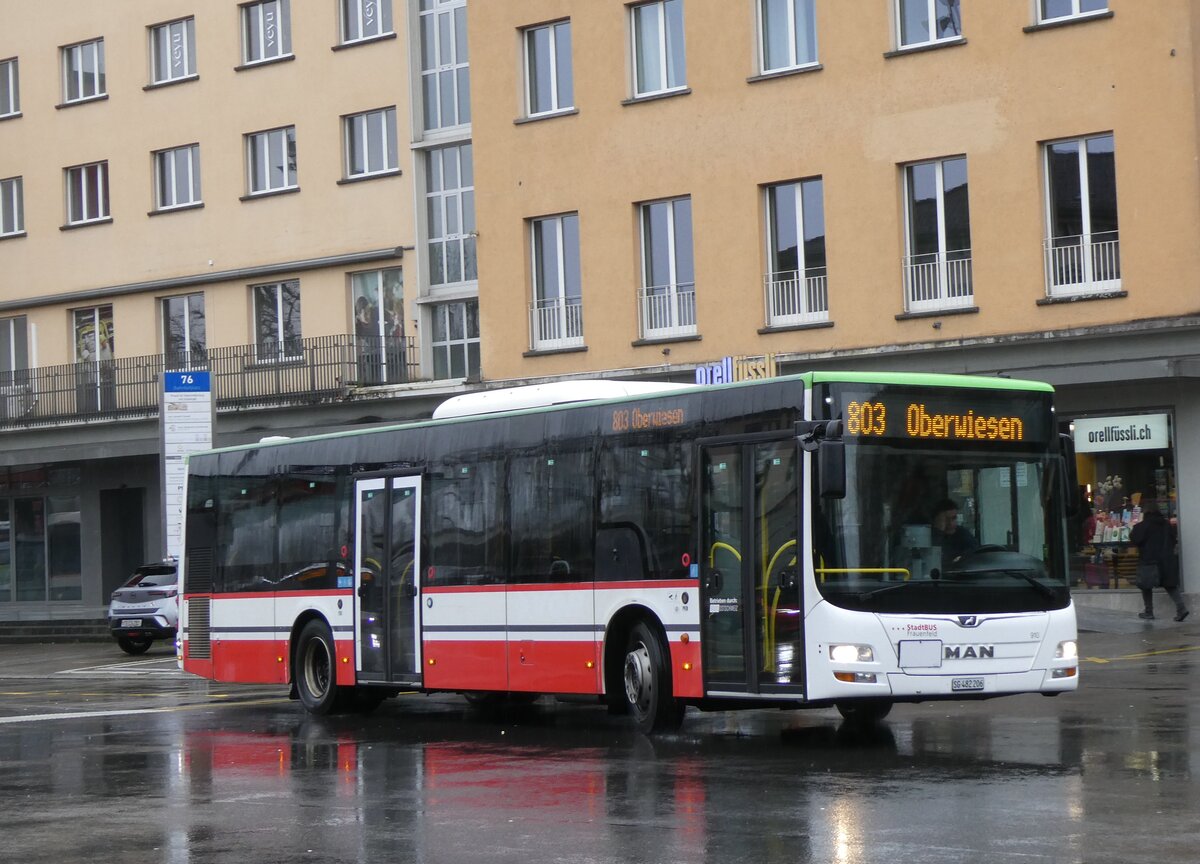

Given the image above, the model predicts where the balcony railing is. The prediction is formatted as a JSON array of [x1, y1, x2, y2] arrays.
[[0, 333, 421, 431], [1044, 232, 1121, 296], [529, 297, 584, 350], [764, 268, 829, 326], [903, 250, 974, 313], [637, 283, 697, 339]]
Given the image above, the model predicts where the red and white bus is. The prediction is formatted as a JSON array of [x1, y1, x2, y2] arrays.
[[180, 371, 1079, 732]]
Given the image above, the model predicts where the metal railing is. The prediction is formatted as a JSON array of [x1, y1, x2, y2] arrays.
[[0, 333, 421, 431], [764, 268, 829, 326], [1044, 232, 1121, 296], [529, 297, 584, 350], [637, 283, 697, 339], [903, 250, 974, 312]]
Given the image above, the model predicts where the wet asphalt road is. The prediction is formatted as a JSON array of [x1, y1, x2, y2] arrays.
[[0, 615, 1197, 864]]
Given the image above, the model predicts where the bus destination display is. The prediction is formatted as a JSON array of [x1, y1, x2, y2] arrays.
[[833, 387, 1051, 444]]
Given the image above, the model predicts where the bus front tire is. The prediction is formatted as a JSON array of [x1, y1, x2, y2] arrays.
[[623, 621, 684, 734], [836, 699, 893, 724], [296, 620, 342, 715]]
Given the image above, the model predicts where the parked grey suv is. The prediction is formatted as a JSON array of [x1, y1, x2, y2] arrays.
[[108, 562, 178, 655]]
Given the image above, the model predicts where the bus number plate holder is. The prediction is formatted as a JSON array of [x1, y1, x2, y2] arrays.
[[898, 639, 942, 668]]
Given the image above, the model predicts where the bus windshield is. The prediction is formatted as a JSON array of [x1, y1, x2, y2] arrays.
[[812, 384, 1070, 615]]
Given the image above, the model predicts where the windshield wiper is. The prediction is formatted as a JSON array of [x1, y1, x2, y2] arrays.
[[989, 569, 1058, 599]]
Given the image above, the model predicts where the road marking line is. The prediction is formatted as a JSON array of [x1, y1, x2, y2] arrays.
[[0, 697, 288, 725], [59, 658, 180, 674], [1082, 645, 1200, 664]]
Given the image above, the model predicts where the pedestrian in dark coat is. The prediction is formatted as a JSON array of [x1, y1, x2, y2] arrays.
[[1129, 498, 1189, 622]]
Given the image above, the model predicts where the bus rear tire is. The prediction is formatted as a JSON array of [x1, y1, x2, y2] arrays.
[[623, 621, 683, 734], [296, 620, 343, 715], [836, 699, 893, 724]]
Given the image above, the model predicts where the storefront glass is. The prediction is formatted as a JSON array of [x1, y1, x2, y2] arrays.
[[1067, 411, 1177, 590]]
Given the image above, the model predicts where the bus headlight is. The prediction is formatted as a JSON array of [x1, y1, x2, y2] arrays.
[[829, 644, 874, 663], [1055, 640, 1077, 660]]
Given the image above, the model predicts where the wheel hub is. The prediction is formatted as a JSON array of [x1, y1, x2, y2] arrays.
[[624, 643, 651, 708]]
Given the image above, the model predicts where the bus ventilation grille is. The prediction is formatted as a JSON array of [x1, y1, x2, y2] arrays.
[[186, 548, 214, 593], [187, 597, 211, 659]]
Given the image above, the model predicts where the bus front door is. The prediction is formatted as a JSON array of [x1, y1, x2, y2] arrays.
[[699, 438, 804, 696], [354, 475, 422, 686]]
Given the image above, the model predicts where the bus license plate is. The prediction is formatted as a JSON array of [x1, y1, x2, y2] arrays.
[[121, 619, 142, 628], [952, 677, 985, 692]]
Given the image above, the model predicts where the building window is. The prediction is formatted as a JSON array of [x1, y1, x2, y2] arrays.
[[150, 17, 196, 84], [0, 316, 29, 386], [65, 162, 110, 225], [61, 38, 106, 103], [764, 178, 827, 326], [530, 213, 583, 350], [154, 144, 202, 210], [341, 0, 393, 43], [242, 0, 292, 65], [246, 127, 297, 195], [0, 177, 23, 236], [352, 269, 407, 385], [430, 299, 479, 380], [1043, 133, 1119, 296], [758, 0, 817, 74], [4, 495, 82, 603], [253, 280, 302, 360], [74, 305, 115, 363], [639, 197, 695, 338], [903, 156, 972, 312], [631, 0, 687, 97], [1039, 0, 1107, 24], [162, 293, 206, 370], [896, 0, 962, 49], [524, 20, 573, 117], [344, 107, 397, 178], [426, 144, 475, 286], [419, 0, 470, 131], [0, 58, 19, 117]]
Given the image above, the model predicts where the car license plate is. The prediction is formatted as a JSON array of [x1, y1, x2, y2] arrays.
[[120, 619, 142, 628], [952, 677, 985, 692]]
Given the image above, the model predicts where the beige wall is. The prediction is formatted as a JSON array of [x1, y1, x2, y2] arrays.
[[470, 0, 1200, 382], [0, 1, 416, 364]]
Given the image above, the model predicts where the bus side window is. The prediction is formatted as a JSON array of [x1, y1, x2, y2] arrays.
[[215, 474, 276, 593], [427, 456, 506, 586], [510, 447, 594, 584]]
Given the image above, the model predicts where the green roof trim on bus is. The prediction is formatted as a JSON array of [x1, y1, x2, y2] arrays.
[[196, 370, 1051, 457]]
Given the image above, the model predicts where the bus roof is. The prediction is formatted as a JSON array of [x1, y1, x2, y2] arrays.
[[431, 379, 698, 419]]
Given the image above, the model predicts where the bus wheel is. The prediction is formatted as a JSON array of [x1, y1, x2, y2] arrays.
[[623, 621, 683, 734], [117, 636, 152, 655], [836, 700, 893, 724], [296, 620, 342, 715]]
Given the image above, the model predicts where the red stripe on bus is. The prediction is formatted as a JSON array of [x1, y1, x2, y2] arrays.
[[422, 579, 698, 595], [183, 590, 352, 601], [421, 640, 508, 691]]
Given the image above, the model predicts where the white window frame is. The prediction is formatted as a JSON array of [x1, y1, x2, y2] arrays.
[[523, 20, 573, 117], [757, 0, 818, 74], [638, 197, 696, 339], [530, 213, 583, 350], [1042, 133, 1120, 297], [65, 162, 110, 225], [150, 18, 197, 84], [61, 39, 106, 104], [429, 299, 479, 380], [425, 144, 476, 287], [631, 0, 687, 98], [0, 177, 23, 236], [0, 316, 29, 384], [162, 293, 206, 370], [763, 178, 828, 326], [901, 156, 973, 312], [245, 126, 297, 195], [418, 0, 470, 132], [241, 0, 292, 65], [341, 0, 393, 44], [895, 0, 962, 49], [1037, 0, 1108, 24], [252, 280, 302, 361], [344, 107, 398, 178], [0, 57, 19, 117], [154, 145, 202, 210]]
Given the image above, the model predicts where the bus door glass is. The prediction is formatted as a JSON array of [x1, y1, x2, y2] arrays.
[[354, 475, 421, 683], [700, 439, 803, 694]]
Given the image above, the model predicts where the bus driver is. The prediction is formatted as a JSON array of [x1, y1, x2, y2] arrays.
[[931, 498, 978, 563]]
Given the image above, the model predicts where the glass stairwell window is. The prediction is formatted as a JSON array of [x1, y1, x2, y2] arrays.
[[1044, 133, 1119, 297], [530, 213, 583, 350], [903, 156, 973, 312], [764, 178, 827, 326]]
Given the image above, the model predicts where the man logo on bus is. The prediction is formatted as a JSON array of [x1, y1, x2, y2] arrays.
[[957, 615, 979, 627], [944, 645, 995, 659]]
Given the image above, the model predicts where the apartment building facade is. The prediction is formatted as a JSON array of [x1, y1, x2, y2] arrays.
[[1, 0, 1197, 614]]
